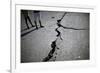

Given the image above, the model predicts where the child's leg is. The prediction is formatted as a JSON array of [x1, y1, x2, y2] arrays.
[[34, 13, 38, 29], [38, 12, 44, 27], [39, 20, 44, 27]]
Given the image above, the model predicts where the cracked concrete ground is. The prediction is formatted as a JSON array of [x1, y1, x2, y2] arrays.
[[21, 10, 89, 63]]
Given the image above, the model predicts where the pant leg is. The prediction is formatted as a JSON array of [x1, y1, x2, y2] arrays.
[[34, 13, 38, 29], [37, 12, 43, 27]]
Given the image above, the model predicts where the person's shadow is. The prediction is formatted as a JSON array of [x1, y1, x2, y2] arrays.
[[21, 26, 44, 37], [21, 28, 37, 37]]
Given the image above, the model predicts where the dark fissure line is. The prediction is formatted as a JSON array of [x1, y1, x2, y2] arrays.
[[42, 12, 88, 62], [62, 26, 88, 30], [42, 13, 66, 62], [55, 27, 63, 40], [57, 22, 88, 30], [42, 40, 57, 61]]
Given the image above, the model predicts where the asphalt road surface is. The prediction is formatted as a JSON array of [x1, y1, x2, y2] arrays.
[[21, 10, 89, 63]]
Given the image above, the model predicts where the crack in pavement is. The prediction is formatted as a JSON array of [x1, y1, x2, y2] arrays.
[[42, 12, 88, 62], [42, 39, 59, 61], [55, 27, 63, 40]]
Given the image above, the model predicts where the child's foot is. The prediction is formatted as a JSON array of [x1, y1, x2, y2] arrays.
[[40, 26, 44, 28], [36, 27, 38, 29], [32, 25, 35, 27], [27, 27, 30, 29]]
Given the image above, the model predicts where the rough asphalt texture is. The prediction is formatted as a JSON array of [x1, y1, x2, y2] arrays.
[[21, 10, 89, 63]]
